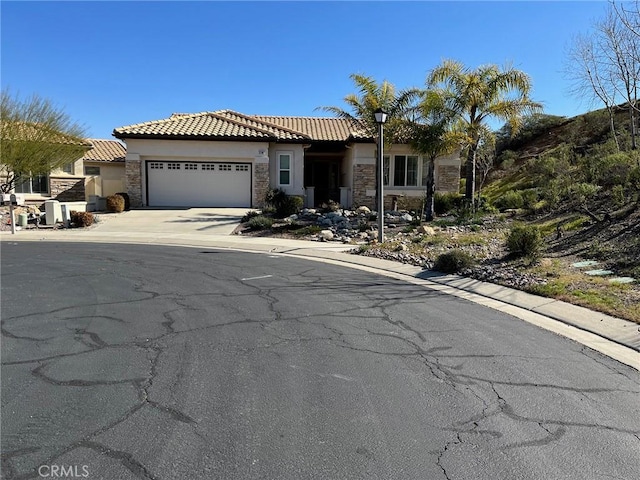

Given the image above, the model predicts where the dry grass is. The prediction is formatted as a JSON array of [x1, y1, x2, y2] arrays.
[[525, 258, 640, 323]]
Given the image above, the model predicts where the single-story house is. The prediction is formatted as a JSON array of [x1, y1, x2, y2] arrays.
[[113, 110, 460, 209], [13, 139, 126, 203]]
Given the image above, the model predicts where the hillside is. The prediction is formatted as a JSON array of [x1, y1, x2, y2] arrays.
[[484, 106, 639, 270]]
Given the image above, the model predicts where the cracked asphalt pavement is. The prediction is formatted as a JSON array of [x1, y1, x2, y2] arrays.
[[1, 242, 639, 480]]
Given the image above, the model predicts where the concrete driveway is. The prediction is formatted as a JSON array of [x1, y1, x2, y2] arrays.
[[92, 208, 248, 235]]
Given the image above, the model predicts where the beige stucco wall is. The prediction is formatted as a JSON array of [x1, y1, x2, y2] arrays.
[[268, 143, 305, 198], [84, 162, 126, 198]]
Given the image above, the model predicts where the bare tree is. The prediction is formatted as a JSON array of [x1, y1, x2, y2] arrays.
[[566, 3, 640, 150], [598, 6, 640, 148], [566, 33, 621, 150], [612, 0, 640, 42], [475, 133, 497, 197]]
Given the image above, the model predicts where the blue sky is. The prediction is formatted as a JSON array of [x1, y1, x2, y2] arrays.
[[2, 1, 609, 139]]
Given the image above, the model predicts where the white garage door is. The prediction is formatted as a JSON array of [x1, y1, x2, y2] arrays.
[[147, 161, 252, 207]]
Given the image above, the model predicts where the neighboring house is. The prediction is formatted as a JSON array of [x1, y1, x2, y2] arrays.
[[81, 139, 126, 198], [112, 110, 460, 209], [14, 139, 126, 202]]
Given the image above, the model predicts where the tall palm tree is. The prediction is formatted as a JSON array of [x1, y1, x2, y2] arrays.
[[408, 89, 464, 221], [427, 60, 543, 206]]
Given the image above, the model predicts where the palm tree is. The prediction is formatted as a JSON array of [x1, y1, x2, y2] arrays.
[[427, 60, 543, 206], [318, 73, 418, 142], [408, 90, 462, 221], [318, 74, 419, 209]]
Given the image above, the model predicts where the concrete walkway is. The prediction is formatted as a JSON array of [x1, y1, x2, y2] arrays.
[[2, 208, 638, 370]]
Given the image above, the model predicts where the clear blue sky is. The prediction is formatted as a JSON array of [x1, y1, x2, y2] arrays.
[[2, 1, 609, 139]]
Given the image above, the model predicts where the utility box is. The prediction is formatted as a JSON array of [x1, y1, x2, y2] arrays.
[[44, 200, 62, 225], [87, 195, 100, 212]]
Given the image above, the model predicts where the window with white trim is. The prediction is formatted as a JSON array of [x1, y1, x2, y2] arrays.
[[392, 155, 419, 187], [385, 154, 433, 188], [277, 152, 291, 186], [185, 163, 198, 170], [62, 163, 74, 174], [85, 166, 101, 175]]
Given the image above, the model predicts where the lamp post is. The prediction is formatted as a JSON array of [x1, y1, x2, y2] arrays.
[[374, 108, 388, 243]]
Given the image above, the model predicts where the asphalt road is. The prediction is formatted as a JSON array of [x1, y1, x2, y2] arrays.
[[1, 242, 639, 480]]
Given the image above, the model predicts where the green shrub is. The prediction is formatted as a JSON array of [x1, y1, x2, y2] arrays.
[[496, 149, 518, 170], [567, 183, 600, 205], [540, 179, 563, 206], [495, 190, 524, 211], [278, 195, 303, 217], [115, 192, 130, 211], [584, 152, 636, 187], [265, 188, 303, 218], [434, 192, 463, 215], [293, 225, 322, 236], [611, 185, 626, 208], [521, 189, 539, 210], [106, 194, 125, 213], [70, 210, 94, 227], [241, 210, 261, 223], [246, 215, 274, 230], [507, 224, 543, 261], [433, 250, 475, 273]]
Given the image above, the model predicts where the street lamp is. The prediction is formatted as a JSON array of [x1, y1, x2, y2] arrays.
[[374, 108, 388, 243]]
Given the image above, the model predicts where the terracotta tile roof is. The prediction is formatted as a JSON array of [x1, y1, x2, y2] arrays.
[[82, 139, 126, 163], [113, 110, 372, 142], [251, 114, 369, 141]]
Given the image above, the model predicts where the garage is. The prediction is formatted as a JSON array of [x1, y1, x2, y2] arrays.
[[146, 161, 252, 207]]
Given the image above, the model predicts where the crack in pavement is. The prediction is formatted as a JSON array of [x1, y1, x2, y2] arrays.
[[4, 252, 638, 479], [78, 441, 159, 480]]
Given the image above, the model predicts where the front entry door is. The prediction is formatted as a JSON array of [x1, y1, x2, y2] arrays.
[[311, 160, 340, 206]]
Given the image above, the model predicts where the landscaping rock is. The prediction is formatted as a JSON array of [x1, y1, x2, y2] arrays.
[[356, 206, 371, 214], [319, 229, 334, 241], [417, 225, 436, 235]]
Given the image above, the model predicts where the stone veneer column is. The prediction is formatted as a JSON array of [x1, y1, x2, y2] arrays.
[[436, 165, 461, 193], [352, 163, 376, 209], [253, 155, 270, 208], [125, 154, 142, 207]]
